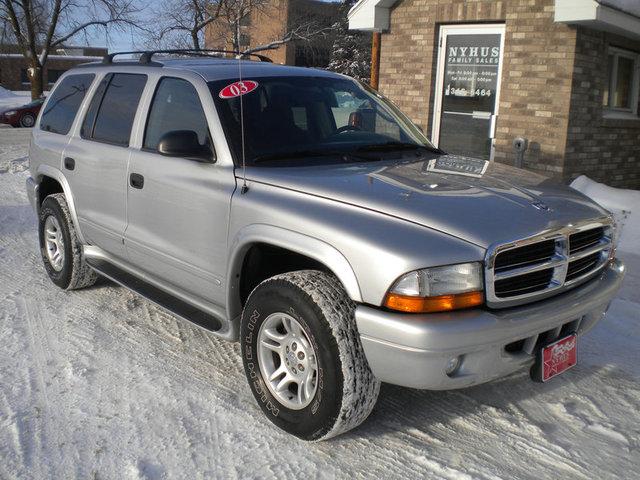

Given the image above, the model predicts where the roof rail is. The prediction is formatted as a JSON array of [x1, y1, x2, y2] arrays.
[[102, 49, 273, 65]]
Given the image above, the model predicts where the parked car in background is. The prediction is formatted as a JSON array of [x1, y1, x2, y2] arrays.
[[0, 97, 44, 128]]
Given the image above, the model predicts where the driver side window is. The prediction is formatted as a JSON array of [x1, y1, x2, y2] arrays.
[[144, 77, 211, 151]]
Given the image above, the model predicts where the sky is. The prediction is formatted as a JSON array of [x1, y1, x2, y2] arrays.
[[82, 0, 153, 52]]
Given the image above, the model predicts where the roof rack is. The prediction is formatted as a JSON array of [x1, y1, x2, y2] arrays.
[[102, 49, 273, 65]]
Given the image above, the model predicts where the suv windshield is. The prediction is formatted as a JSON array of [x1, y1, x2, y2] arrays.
[[209, 76, 438, 166]]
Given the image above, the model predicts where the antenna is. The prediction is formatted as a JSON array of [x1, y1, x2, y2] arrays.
[[238, 54, 249, 194]]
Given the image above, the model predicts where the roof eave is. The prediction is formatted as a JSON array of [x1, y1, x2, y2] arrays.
[[555, 0, 640, 41], [347, 0, 399, 32]]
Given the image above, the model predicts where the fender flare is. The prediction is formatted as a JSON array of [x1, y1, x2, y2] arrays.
[[36, 164, 87, 244], [226, 224, 362, 325]]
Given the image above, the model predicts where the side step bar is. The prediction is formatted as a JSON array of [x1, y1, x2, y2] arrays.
[[87, 258, 223, 332]]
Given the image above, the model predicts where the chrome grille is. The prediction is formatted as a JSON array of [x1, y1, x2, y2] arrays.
[[485, 220, 613, 308]]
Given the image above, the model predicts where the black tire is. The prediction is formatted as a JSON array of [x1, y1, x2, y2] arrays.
[[19, 112, 36, 128], [240, 270, 380, 441], [38, 193, 98, 290]]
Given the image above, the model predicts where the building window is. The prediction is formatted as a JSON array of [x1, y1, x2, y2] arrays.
[[603, 46, 639, 116], [239, 33, 250, 47], [239, 14, 251, 26], [47, 69, 65, 85], [20, 68, 30, 85]]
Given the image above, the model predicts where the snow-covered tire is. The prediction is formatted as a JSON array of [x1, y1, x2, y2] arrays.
[[240, 270, 380, 441], [38, 194, 98, 290]]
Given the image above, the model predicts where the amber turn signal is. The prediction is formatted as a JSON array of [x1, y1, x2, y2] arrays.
[[384, 291, 484, 313]]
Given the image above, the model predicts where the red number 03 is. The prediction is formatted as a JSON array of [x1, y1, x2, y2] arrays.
[[219, 80, 258, 99]]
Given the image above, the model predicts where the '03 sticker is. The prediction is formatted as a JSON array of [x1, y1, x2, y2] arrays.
[[219, 80, 259, 99]]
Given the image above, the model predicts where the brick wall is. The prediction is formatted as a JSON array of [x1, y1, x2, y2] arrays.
[[378, 0, 577, 178], [205, 0, 338, 66], [0, 57, 100, 91], [379, 0, 640, 188], [205, 0, 293, 64], [564, 28, 640, 189]]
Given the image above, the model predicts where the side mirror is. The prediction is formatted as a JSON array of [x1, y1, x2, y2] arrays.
[[157, 130, 214, 162]]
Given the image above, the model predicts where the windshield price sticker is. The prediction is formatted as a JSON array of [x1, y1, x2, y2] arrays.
[[219, 80, 259, 99]]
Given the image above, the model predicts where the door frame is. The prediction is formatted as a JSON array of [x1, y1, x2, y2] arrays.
[[431, 23, 506, 161]]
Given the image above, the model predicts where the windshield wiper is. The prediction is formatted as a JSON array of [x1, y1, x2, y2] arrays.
[[252, 148, 382, 164], [252, 149, 351, 164], [354, 141, 429, 152]]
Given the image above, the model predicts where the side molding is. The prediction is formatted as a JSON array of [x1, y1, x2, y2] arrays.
[[226, 224, 362, 325], [36, 164, 87, 244]]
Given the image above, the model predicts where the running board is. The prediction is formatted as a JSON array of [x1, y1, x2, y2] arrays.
[[87, 258, 223, 332]]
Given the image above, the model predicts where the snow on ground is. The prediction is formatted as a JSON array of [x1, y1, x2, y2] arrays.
[[0, 127, 638, 479]]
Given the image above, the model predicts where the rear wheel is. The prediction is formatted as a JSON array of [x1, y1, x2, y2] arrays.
[[240, 270, 380, 440], [20, 112, 35, 128], [38, 194, 97, 290]]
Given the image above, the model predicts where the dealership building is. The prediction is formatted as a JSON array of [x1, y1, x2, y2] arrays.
[[349, 0, 640, 188]]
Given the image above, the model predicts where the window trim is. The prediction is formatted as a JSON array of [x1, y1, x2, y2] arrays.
[[604, 46, 640, 116], [80, 72, 148, 148], [141, 75, 213, 156]]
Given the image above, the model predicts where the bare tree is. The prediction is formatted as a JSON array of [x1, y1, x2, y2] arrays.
[[0, 0, 142, 99], [145, 0, 335, 63], [242, 22, 333, 56], [216, 0, 335, 60], [146, 0, 225, 50]]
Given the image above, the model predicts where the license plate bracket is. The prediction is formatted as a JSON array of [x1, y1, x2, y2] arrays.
[[530, 333, 577, 382]]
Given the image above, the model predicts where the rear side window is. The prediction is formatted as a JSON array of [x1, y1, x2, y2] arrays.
[[81, 73, 147, 146], [40, 74, 95, 135], [143, 77, 210, 150]]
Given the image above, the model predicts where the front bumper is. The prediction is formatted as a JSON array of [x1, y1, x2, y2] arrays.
[[356, 259, 625, 389]]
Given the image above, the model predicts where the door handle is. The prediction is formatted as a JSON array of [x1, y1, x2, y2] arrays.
[[130, 173, 144, 189], [64, 157, 75, 170]]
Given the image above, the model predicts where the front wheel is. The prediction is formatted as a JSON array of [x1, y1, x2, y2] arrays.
[[240, 270, 380, 441]]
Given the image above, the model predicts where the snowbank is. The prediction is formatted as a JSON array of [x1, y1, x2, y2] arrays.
[[571, 175, 639, 254], [0, 86, 17, 99], [0, 90, 32, 112]]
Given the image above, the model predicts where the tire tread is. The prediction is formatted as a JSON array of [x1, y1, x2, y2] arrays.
[[264, 270, 380, 440], [44, 194, 97, 290]]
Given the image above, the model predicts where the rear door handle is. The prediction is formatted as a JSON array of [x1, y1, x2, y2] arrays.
[[129, 173, 144, 189], [64, 157, 75, 170]]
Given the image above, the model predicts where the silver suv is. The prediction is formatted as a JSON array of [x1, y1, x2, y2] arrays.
[[26, 51, 625, 440]]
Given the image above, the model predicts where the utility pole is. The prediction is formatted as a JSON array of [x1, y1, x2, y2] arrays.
[[370, 31, 381, 90]]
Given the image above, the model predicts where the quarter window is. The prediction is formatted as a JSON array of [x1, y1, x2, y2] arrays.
[[40, 73, 95, 135], [144, 77, 210, 151], [603, 47, 639, 116], [81, 73, 147, 146]]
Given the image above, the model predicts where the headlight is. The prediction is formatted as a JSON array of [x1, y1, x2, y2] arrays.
[[384, 262, 484, 313], [4, 110, 17, 116]]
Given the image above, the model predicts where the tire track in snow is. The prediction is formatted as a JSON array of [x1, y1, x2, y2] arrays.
[[2, 140, 640, 479]]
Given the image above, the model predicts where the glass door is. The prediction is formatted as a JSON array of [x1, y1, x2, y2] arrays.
[[432, 25, 505, 160]]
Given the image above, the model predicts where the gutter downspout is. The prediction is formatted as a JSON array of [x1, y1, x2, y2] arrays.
[[370, 31, 381, 90]]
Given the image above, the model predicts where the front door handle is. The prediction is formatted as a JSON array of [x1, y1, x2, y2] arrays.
[[64, 157, 75, 170], [130, 173, 144, 189]]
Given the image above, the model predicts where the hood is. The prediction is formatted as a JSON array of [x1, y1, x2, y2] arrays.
[[244, 155, 611, 249]]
